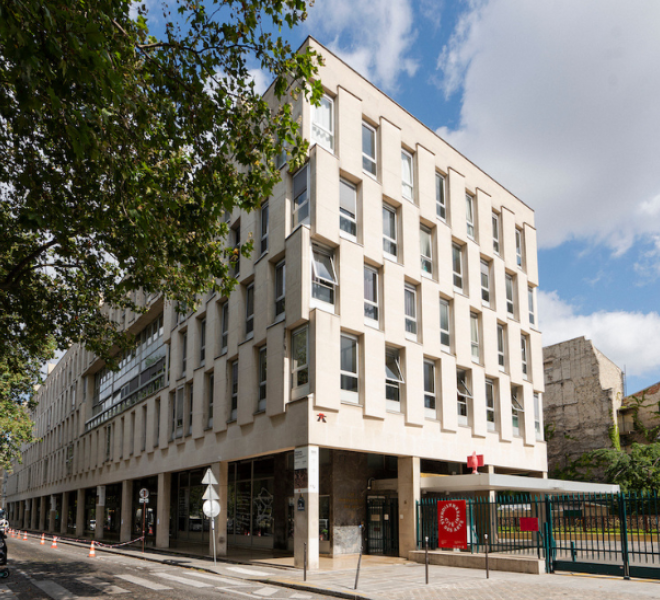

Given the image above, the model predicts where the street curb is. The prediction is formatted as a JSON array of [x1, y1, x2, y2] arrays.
[[255, 577, 372, 600]]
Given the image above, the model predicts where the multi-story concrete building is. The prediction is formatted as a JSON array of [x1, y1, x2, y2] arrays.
[[5, 38, 547, 566]]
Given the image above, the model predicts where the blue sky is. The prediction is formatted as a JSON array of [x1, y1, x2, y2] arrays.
[[138, 1, 660, 395]]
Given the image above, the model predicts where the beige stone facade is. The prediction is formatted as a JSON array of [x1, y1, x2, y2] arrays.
[[5, 38, 546, 565]]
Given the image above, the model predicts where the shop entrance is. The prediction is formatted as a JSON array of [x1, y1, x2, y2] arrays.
[[366, 496, 399, 556]]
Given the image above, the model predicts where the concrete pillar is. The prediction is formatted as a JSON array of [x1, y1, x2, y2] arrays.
[[398, 456, 421, 558], [294, 446, 319, 570], [39, 497, 46, 531], [48, 495, 57, 532], [156, 472, 171, 548], [31, 498, 38, 530], [18, 500, 24, 529], [76, 489, 85, 537], [120, 480, 133, 542], [95, 486, 105, 541], [23, 505, 31, 531], [209, 462, 228, 557], [60, 492, 69, 534]]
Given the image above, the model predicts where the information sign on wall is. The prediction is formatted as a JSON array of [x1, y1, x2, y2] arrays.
[[437, 500, 468, 550], [294, 446, 319, 494]]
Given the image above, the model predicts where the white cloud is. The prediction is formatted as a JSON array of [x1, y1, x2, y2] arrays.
[[436, 0, 660, 254], [248, 68, 270, 96], [306, 0, 418, 91], [538, 290, 660, 378]]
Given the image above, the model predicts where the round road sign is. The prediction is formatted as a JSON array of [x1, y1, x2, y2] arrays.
[[139, 488, 149, 499], [203, 500, 221, 518]]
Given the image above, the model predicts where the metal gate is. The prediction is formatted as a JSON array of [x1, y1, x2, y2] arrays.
[[367, 496, 398, 555]]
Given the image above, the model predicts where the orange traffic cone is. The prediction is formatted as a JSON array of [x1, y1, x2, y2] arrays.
[[23, 531, 27, 541], [40, 533, 45, 545], [51, 536, 58, 549], [88, 541, 96, 558]]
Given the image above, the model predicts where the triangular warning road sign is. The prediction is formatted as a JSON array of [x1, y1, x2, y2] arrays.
[[201, 468, 218, 486], [202, 485, 219, 501]]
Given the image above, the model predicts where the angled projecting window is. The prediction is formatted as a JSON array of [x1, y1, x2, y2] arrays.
[[457, 370, 472, 427], [339, 178, 357, 239], [528, 287, 536, 327], [258, 347, 267, 412], [485, 379, 496, 432], [506, 274, 515, 317], [385, 348, 404, 411], [291, 326, 309, 393], [229, 361, 238, 421], [340, 335, 359, 404], [497, 324, 506, 371], [293, 164, 309, 228], [470, 313, 480, 362], [424, 360, 436, 414], [534, 392, 542, 440], [245, 283, 254, 339], [260, 202, 269, 255], [515, 228, 524, 268], [436, 173, 446, 221], [232, 224, 240, 278], [511, 387, 524, 437], [362, 122, 377, 176], [382, 204, 398, 259], [206, 374, 214, 429], [452, 243, 464, 291], [311, 245, 338, 306], [312, 94, 334, 151], [480, 260, 491, 306], [521, 334, 529, 380], [420, 226, 433, 276], [404, 284, 418, 338], [364, 266, 379, 325], [275, 260, 286, 319], [440, 298, 451, 349], [220, 302, 229, 354], [466, 193, 476, 240], [401, 150, 414, 202], [186, 384, 193, 436], [199, 319, 206, 365], [172, 387, 184, 439], [181, 332, 188, 377], [492, 212, 501, 255]]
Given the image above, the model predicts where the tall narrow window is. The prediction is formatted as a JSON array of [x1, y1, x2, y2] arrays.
[[420, 226, 433, 275], [485, 379, 496, 431], [312, 94, 334, 151], [534, 393, 542, 440], [470, 313, 480, 361], [181, 333, 187, 376], [339, 178, 357, 239], [436, 173, 446, 221], [404, 284, 417, 338], [260, 202, 269, 255], [220, 302, 229, 353], [521, 334, 529, 379], [385, 348, 404, 411], [480, 260, 491, 306], [528, 287, 536, 326], [311, 245, 338, 306], [245, 283, 254, 338], [424, 360, 436, 415], [401, 150, 413, 201], [466, 193, 475, 239], [457, 370, 472, 427], [515, 228, 524, 268], [492, 212, 501, 255], [141, 405, 147, 452], [230, 361, 238, 421], [232, 225, 240, 278], [364, 266, 379, 325], [497, 324, 506, 370], [154, 398, 160, 447], [512, 387, 524, 436], [382, 204, 398, 259], [440, 299, 451, 349], [340, 335, 359, 403], [258, 347, 267, 412], [293, 165, 309, 227], [292, 326, 309, 391], [207, 374, 214, 429], [452, 244, 464, 291], [173, 387, 184, 439], [362, 122, 377, 176], [187, 384, 193, 436], [506, 274, 515, 317], [200, 319, 206, 364]]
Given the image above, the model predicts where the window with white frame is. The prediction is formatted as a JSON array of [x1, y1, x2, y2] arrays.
[[480, 260, 491, 306], [528, 287, 536, 326], [515, 228, 524, 268], [382, 204, 398, 259], [181, 332, 187, 376], [292, 164, 309, 228], [340, 334, 359, 403], [497, 324, 506, 370], [485, 379, 496, 431], [220, 302, 229, 353], [440, 298, 451, 349], [521, 334, 529, 379], [470, 313, 480, 361], [436, 173, 446, 221], [362, 122, 377, 176], [207, 374, 214, 429], [420, 225, 433, 275], [404, 284, 418, 339], [312, 94, 334, 151], [275, 260, 285, 319], [245, 283, 254, 338], [534, 392, 542, 440], [401, 149, 413, 201], [200, 319, 206, 364], [466, 193, 475, 239], [339, 178, 357, 239], [364, 266, 379, 325], [385, 348, 404, 411], [311, 244, 338, 306], [173, 387, 184, 439], [506, 274, 515, 317], [260, 202, 269, 255], [258, 347, 267, 412], [452, 243, 464, 291], [186, 384, 193, 436], [291, 326, 309, 393], [230, 361, 238, 421], [492, 212, 501, 255], [424, 360, 436, 415], [457, 370, 472, 427], [511, 387, 524, 436]]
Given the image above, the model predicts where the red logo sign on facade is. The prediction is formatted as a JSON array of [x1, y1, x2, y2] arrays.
[[519, 517, 539, 532], [437, 500, 468, 549]]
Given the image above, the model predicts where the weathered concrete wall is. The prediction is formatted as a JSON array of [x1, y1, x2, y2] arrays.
[[542, 337, 623, 475], [619, 381, 660, 446]]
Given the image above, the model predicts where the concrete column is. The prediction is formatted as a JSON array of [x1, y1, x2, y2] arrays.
[[95, 486, 105, 541], [294, 446, 319, 570], [39, 498, 46, 531], [76, 489, 85, 537], [209, 462, 228, 557], [18, 500, 24, 529], [30, 498, 38, 530], [120, 480, 133, 542], [48, 495, 57, 532], [23, 505, 31, 531], [60, 493, 69, 534], [398, 456, 421, 558], [156, 472, 171, 548]]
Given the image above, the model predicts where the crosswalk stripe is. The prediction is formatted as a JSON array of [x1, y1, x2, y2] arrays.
[[32, 580, 77, 600], [185, 572, 251, 586], [226, 566, 270, 576], [252, 588, 279, 597], [115, 574, 172, 590], [290, 594, 313, 599], [77, 576, 129, 594], [156, 573, 213, 588]]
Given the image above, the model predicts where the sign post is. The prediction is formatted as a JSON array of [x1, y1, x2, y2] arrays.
[[139, 489, 149, 553], [202, 468, 220, 566]]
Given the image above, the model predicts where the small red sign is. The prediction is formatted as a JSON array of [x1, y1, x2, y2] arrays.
[[437, 500, 468, 549], [519, 517, 539, 532]]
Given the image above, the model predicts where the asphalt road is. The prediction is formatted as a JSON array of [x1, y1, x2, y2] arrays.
[[1, 540, 332, 600]]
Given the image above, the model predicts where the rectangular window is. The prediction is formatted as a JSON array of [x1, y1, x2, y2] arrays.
[[339, 178, 357, 239], [385, 348, 404, 411], [200, 319, 206, 364], [181, 332, 187, 376], [258, 347, 267, 412], [364, 266, 379, 325], [207, 374, 214, 429], [275, 260, 286, 319], [312, 94, 334, 151], [187, 384, 193, 436], [173, 387, 184, 439], [292, 326, 309, 390], [534, 392, 542, 440], [521, 334, 529, 379], [404, 284, 417, 338], [457, 370, 472, 427], [245, 283, 254, 338], [452, 244, 464, 291], [480, 260, 491, 306], [155, 398, 160, 447], [424, 360, 436, 413], [293, 164, 309, 227], [230, 361, 238, 421], [382, 204, 398, 259], [470, 312, 480, 361], [220, 302, 229, 353], [340, 335, 359, 403], [232, 225, 240, 278], [485, 379, 496, 431], [436, 173, 446, 221], [466, 193, 475, 239], [260, 202, 269, 255], [506, 274, 515, 317], [528, 287, 536, 326], [440, 298, 451, 349], [515, 228, 524, 268], [512, 387, 524, 436], [141, 405, 147, 452], [362, 122, 377, 176], [311, 245, 338, 306], [420, 226, 433, 275], [497, 324, 506, 370], [492, 212, 501, 255], [401, 150, 413, 201]]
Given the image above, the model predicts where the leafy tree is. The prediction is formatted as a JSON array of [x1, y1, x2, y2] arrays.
[[590, 443, 660, 493], [0, 0, 321, 467]]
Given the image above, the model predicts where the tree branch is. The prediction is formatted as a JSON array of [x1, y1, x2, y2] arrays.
[[0, 239, 58, 290]]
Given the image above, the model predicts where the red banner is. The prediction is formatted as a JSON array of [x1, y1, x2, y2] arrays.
[[437, 500, 468, 549], [519, 517, 539, 532]]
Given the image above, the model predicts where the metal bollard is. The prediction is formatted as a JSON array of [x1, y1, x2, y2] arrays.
[[425, 536, 429, 584], [304, 542, 307, 582], [484, 534, 489, 579]]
